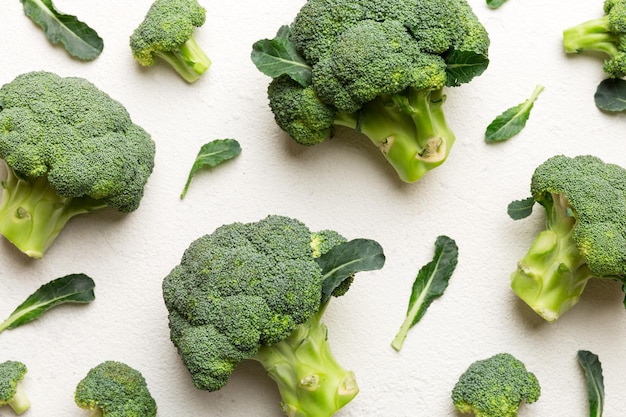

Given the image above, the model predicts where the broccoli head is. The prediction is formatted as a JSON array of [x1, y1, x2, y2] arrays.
[[252, 0, 490, 183], [451, 353, 541, 417], [510, 155, 626, 322], [130, 0, 211, 83], [0, 71, 155, 258], [74, 361, 157, 417], [563, 0, 626, 78], [0, 360, 29, 416], [162, 215, 385, 417]]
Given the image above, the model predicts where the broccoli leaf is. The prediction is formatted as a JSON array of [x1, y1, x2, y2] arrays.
[[317, 239, 386, 304], [507, 197, 535, 220], [594, 78, 626, 112], [0, 273, 95, 333], [391, 235, 458, 352], [487, 0, 508, 9], [251, 25, 313, 87], [20, 0, 103, 61], [181, 139, 242, 199], [578, 350, 604, 417], [485, 85, 544, 142], [444, 50, 490, 87]]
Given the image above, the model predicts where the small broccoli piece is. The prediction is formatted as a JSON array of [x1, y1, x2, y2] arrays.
[[253, 0, 490, 183], [0, 71, 155, 258], [451, 353, 541, 417], [162, 215, 384, 417], [0, 361, 29, 415], [563, 0, 626, 78], [74, 361, 157, 417], [130, 0, 211, 83], [510, 155, 626, 322]]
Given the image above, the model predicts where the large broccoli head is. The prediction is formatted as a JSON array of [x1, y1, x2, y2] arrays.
[[130, 0, 211, 83], [0, 71, 155, 258], [253, 0, 489, 183], [510, 155, 626, 321], [0, 361, 29, 416]]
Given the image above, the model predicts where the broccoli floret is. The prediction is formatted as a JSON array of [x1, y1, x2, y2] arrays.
[[563, 0, 626, 78], [451, 353, 541, 417], [74, 361, 157, 417], [0, 361, 29, 416], [253, 0, 490, 183], [162, 215, 384, 417], [130, 0, 211, 83], [510, 155, 626, 322], [0, 71, 155, 258]]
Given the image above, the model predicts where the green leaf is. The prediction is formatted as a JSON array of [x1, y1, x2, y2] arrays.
[[181, 139, 242, 199], [485, 84, 544, 143], [487, 0, 508, 9], [594, 78, 626, 112], [251, 25, 313, 87], [21, 0, 103, 61], [0, 273, 95, 333], [391, 236, 458, 351], [444, 50, 490, 87], [317, 239, 386, 304], [507, 197, 535, 220], [578, 350, 604, 417]]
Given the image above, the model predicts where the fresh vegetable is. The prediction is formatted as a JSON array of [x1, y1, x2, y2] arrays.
[[162, 215, 385, 417], [0, 361, 29, 416], [0, 71, 155, 258], [451, 353, 541, 417], [507, 197, 536, 220], [487, 0, 508, 9], [485, 85, 544, 143], [578, 350, 605, 417], [74, 361, 157, 417], [563, 0, 626, 110], [0, 274, 95, 334], [251, 0, 490, 183], [509, 155, 626, 322], [594, 78, 626, 111], [130, 0, 211, 83], [180, 139, 242, 199], [20, 0, 103, 60], [391, 235, 458, 351]]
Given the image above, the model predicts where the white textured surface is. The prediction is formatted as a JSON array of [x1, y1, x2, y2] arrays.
[[1, 0, 626, 416]]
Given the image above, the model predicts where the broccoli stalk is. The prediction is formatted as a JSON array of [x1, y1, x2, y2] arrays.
[[0, 361, 30, 416], [5, 385, 29, 416], [0, 165, 105, 258], [151, 36, 211, 83], [252, 301, 358, 417], [335, 87, 453, 183], [563, 17, 620, 56]]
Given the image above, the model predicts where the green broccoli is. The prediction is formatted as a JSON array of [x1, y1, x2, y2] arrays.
[[251, 0, 490, 183], [130, 0, 211, 83], [74, 361, 157, 417], [162, 215, 385, 417], [0, 360, 29, 416], [563, 0, 626, 78], [0, 71, 155, 259], [510, 155, 626, 322], [451, 353, 541, 417]]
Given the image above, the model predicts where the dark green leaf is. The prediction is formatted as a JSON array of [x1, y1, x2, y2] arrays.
[[594, 78, 626, 112], [181, 139, 242, 199], [487, 0, 508, 9], [578, 350, 604, 417], [251, 25, 312, 87], [0, 273, 95, 333], [507, 197, 535, 220], [317, 239, 386, 304], [485, 85, 544, 143], [21, 0, 103, 61], [392, 236, 458, 351], [444, 50, 489, 87]]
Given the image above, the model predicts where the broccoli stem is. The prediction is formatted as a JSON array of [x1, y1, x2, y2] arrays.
[[335, 87, 454, 183], [252, 302, 358, 417], [0, 165, 105, 258], [155, 36, 212, 83], [510, 193, 594, 322], [563, 16, 619, 56], [8, 383, 30, 415]]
